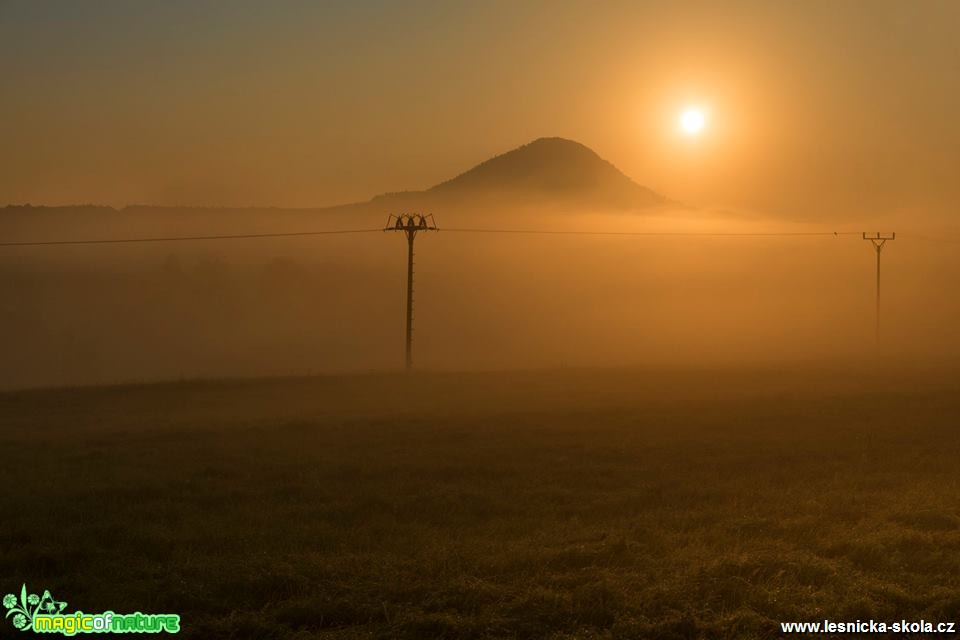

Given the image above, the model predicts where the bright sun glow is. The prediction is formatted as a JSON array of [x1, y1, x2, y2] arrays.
[[678, 107, 707, 135]]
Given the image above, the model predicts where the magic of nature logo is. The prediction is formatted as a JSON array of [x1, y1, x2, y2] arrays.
[[4, 585, 180, 635]]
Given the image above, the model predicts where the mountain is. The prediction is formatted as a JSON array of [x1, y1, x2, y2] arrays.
[[373, 137, 667, 211], [432, 137, 664, 206]]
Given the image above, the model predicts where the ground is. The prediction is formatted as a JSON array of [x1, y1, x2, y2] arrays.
[[2, 366, 960, 639]]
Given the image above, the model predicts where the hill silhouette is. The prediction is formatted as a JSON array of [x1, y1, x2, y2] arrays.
[[429, 137, 664, 207]]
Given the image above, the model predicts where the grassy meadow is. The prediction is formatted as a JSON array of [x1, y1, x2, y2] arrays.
[[2, 366, 960, 638]]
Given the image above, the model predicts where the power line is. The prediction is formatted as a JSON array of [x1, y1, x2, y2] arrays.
[[0, 227, 875, 247], [0, 228, 383, 247], [5, 224, 960, 246], [900, 233, 960, 244], [442, 228, 864, 237]]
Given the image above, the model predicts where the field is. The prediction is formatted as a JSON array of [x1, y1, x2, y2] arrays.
[[2, 366, 960, 639]]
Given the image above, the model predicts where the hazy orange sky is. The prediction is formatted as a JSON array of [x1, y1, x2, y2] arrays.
[[2, 1, 958, 219]]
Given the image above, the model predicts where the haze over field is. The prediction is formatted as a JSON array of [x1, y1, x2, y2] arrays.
[[2, 134, 960, 388]]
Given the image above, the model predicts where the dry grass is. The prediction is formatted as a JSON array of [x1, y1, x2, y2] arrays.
[[2, 366, 960, 638]]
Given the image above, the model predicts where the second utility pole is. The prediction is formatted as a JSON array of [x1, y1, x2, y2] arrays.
[[862, 232, 895, 345]]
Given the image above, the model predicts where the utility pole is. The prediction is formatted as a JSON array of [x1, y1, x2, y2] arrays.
[[385, 214, 438, 371], [862, 232, 895, 345]]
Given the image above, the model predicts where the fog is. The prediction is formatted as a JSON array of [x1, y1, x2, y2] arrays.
[[1, 204, 958, 390]]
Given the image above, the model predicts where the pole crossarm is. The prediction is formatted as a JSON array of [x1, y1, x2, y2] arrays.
[[863, 231, 895, 249], [385, 214, 438, 233]]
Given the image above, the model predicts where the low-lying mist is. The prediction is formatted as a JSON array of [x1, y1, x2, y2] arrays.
[[2, 204, 958, 389]]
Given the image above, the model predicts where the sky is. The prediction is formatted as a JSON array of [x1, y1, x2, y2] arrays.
[[1, 0, 958, 219]]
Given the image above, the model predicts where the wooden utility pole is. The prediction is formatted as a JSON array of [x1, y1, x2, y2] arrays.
[[862, 232, 895, 345], [386, 214, 437, 371]]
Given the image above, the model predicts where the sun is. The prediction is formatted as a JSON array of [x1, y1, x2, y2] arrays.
[[678, 107, 707, 136]]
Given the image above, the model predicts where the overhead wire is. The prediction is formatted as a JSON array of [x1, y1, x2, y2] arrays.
[[4, 226, 958, 246], [0, 228, 383, 247], [440, 228, 864, 237]]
